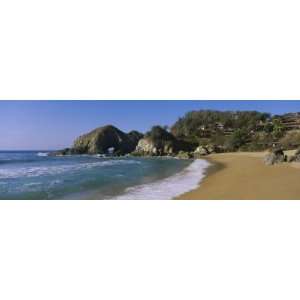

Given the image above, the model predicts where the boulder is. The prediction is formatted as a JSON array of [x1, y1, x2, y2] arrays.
[[194, 146, 209, 156], [288, 148, 300, 162], [134, 126, 190, 156], [264, 148, 285, 165], [177, 151, 193, 159], [135, 138, 157, 155], [135, 138, 176, 156], [206, 144, 215, 153], [194, 144, 224, 156]]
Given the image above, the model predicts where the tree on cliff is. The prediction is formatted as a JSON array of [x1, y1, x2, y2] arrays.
[[225, 129, 249, 151], [145, 126, 175, 142]]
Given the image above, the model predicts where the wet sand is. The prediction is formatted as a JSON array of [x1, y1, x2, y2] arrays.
[[178, 151, 300, 200]]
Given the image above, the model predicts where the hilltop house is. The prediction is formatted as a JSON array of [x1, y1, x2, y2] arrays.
[[280, 113, 300, 130]]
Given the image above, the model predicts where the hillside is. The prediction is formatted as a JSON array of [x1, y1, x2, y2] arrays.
[[171, 110, 300, 152], [53, 111, 300, 157]]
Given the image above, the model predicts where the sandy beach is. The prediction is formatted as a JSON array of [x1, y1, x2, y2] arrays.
[[178, 151, 300, 200]]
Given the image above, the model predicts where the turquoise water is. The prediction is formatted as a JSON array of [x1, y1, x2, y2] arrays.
[[0, 151, 209, 200]]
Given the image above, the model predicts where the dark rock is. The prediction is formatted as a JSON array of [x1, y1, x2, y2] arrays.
[[194, 146, 209, 156], [288, 155, 296, 162], [73, 125, 140, 155], [264, 148, 285, 165], [127, 130, 144, 145], [50, 148, 74, 156]]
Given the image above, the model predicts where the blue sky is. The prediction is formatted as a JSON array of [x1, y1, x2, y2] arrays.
[[1, 100, 300, 150]]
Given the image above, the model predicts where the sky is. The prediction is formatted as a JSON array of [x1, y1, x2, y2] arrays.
[[1, 100, 300, 150]]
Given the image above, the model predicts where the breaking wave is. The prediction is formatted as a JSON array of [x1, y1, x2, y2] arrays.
[[115, 159, 210, 200], [37, 152, 49, 157], [0, 159, 141, 179]]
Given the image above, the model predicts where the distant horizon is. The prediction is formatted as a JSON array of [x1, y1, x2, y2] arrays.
[[1, 100, 300, 150]]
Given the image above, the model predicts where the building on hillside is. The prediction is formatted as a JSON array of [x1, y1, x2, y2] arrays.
[[280, 113, 300, 130], [215, 122, 225, 130]]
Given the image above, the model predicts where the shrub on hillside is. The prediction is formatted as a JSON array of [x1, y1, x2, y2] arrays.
[[225, 129, 249, 151], [145, 126, 174, 142], [279, 130, 300, 149], [171, 110, 270, 138], [244, 132, 274, 151]]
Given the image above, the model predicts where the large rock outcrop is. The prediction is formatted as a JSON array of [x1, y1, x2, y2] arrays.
[[52, 124, 195, 157], [264, 148, 286, 165], [134, 126, 193, 156], [127, 130, 144, 145], [194, 145, 210, 156], [72, 125, 143, 155], [135, 137, 176, 155], [288, 148, 300, 162]]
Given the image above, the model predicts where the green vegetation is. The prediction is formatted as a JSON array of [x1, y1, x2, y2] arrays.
[[171, 110, 269, 138], [225, 128, 250, 151], [170, 110, 300, 152], [271, 119, 284, 139], [279, 130, 300, 149], [142, 111, 287, 153], [56, 110, 300, 157], [145, 125, 175, 142]]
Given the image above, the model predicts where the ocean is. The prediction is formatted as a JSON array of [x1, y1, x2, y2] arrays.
[[0, 151, 210, 200]]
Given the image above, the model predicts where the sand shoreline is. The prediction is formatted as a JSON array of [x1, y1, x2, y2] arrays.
[[177, 151, 300, 200]]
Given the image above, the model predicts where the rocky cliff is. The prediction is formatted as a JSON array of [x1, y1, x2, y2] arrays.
[[134, 126, 194, 156], [135, 137, 176, 155], [127, 130, 144, 146], [72, 125, 143, 155], [52, 125, 195, 157], [50, 125, 144, 156]]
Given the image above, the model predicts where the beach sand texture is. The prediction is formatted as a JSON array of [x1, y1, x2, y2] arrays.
[[178, 151, 300, 200]]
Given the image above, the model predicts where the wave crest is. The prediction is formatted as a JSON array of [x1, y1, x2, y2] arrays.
[[115, 159, 210, 200], [37, 152, 49, 157], [0, 159, 141, 179]]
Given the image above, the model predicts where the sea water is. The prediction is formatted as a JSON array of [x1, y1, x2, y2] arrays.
[[0, 151, 210, 200]]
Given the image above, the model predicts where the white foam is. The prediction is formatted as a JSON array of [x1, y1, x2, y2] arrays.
[[115, 159, 210, 200], [0, 159, 141, 179], [37, 152, 49, 157]]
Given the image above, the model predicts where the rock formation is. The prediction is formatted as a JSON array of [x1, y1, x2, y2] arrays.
[[288, 148, 300, 162], [54, 125, 143, 156], [194, 145, 210, 156], [53, 125, 196, 157], [73, 125, 143, 155], [134, 126, 193, 156], [176, 151, 193, 159], [264, 148, 286, 165], [135, 138, 175, 155], [127, 130, 144, 146]]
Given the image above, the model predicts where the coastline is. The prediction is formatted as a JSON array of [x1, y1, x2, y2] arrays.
[[177, 151, 300, 200], [115, 158, 210, 200]]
